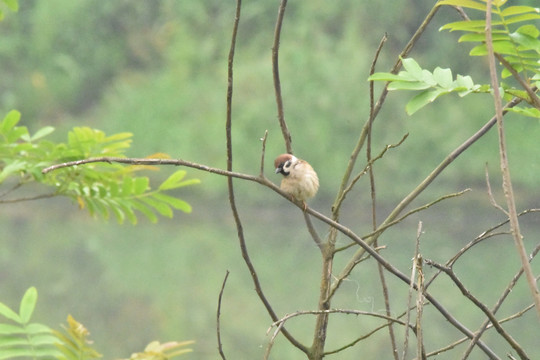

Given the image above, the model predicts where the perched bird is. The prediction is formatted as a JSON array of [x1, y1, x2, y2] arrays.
[[274, 153, 319, 207]]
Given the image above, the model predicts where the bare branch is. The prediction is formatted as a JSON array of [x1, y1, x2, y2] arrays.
[[304, 211, 323, 250], [336, 96, 524, 297], [461, 242, 540, 359], [272, 0, 292, 154], [424, 260, 530, 360], [40, 155, 500, 356], [334, 133, 408, 213], [485, 0, 540, 317], [269, 309, 414, 333], [216, 271, 229, 360], [224, 0, 308, 353], [495, 54, 540, 110], [0, 192, 57, 203], [485, 163, 508, 215], [332, 4, 441, 219], [330, 189, 469, 293], [264, 321, 284, 360], [403, 221, 423, 360], [415, 253, 426, 360], [259, 130, 269, 177]]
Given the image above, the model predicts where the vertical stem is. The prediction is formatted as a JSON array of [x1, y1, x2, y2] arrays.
[[485, 0, 540, 317], [272, 0, 293, 154], [225, 0, 309, 354], [310, 241, 335, 360]]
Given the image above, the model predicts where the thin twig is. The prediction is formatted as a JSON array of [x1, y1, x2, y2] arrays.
[[259, 130, 268, 177], [42, 163, 498, 356], [403, 221, 423, 360], [485, 163, 508, 215], [485, 0, 540, 317], [272, 0, 292, 154], [415, 254, 426, 360], [425, 260, 529, 360], [332, 4, 441, 221], [425, 303, 535, 358], [331, 188, 469, 289], [304, 211, 323, 250], [334, 95, 523, 298], [368, 36, 398, 357], [216, 271, 229, 360], [224, 0, 308, 354], [461, 242, 540, 359], [495, 54, 540, 110], [0, 192, 57, 203], [334, 133, 408, 213], [264, 322, 284, 360], [269, 308, 414, 333], [425, 209, 538, 292]]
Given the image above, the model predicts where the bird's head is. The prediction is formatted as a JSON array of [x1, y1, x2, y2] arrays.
[[274, 153, 296, 176]]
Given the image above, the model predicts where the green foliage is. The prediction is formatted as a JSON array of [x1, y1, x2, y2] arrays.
[[369, 58, 491, 114], [0, 110, 200, 224], [438, 0, 540, 78], [370, 0, 540, 116], [52, 315, 102, 360], [0, 287, 61, 359], [0, 0, 18, 20], [120, 340, 194, 360], [0, 288, 193, 360]]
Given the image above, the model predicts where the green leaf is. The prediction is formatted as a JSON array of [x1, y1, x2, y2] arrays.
[[140, 197, 173, 217], [456, 74, 475, 89], [121, 176, 134, 195], [509, 32, 540, 52], [152, 193, 192, 213], [458, 33, 508, 43], [440, 19, 487, 32], [0, 110, 20, 135], [0, 160, 27, 182], [401, 58, 424, 79], [132, 200, 158, 223], [406, 89, 448, 115], [515, 24, 540, 38], [368, 72, 415, 82], [387, 81, 432, 91], [109, 200, 126, 224], [2, 0, 18, 11], [0, 303, 21, 323], [506, 106, 540, 118], [159, 170, 200, 190], [24, 323, 51, 335], [0, 323, 23, 334], [433, 67, 453, 88], [29, 126, 55, 142], [19, 287, 37, 324], [503, 13, 540, 26], [132, 177, 150, 195], [501, 6, 540, 17], [437, 0, 486, 11], [117, 200, 138, 224], [159, 170, 186, 190]]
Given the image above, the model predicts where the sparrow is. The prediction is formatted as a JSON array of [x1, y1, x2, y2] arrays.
[[274, 153, 319, 207]]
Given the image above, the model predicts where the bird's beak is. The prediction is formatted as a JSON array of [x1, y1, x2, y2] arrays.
[[275, 167, 281, 174]]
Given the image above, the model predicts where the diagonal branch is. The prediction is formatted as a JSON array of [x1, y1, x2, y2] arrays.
[[424, 259, 530, 360], [461, 242, 540, 359]]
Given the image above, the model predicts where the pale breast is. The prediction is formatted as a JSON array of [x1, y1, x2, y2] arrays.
[[280, 163, 319, 201]]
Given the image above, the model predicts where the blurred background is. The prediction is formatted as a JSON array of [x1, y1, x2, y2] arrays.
[[0, 1, 538, 359]]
